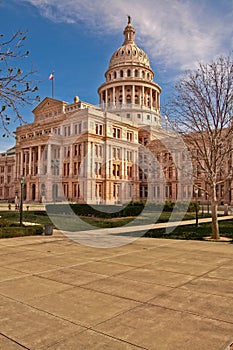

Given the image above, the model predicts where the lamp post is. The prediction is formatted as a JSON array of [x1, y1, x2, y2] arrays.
[[19, 177, 25, 226], [15, 190, 18, 210], [201, 192, 205, 217], [194, 188, 199, 227]]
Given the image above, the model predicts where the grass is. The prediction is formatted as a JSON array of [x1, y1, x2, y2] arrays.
[[0, 209, 231, 241], [144, 219, 233, 240], [0, 210, 211, 230]]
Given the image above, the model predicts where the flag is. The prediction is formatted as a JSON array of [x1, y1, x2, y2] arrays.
[[48, 73, 54, 80]]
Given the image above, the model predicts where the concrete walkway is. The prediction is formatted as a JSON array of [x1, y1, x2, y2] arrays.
[[60, 215, 233, 248], [0, 232, 233, 349]]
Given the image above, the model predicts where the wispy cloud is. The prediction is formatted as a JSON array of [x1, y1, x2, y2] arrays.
[[20, 0, 232, 73]]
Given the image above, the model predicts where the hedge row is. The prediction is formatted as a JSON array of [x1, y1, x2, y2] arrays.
[[46, 201, 199, 218], [0, 225, 43, 239]]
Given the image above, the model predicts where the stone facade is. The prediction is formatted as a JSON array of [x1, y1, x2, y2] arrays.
[[0, 18, 232, 206], [0, 148, 16, 202]]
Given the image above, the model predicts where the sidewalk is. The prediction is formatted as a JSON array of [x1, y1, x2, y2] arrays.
[[60, 214, 233, 248], [0, 232, 233, 349]]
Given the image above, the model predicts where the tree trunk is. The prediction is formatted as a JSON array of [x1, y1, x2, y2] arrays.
[[211, 200, 220, 240]]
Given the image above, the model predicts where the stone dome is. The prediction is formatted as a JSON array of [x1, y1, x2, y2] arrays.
[[108, 17, 151, 70]]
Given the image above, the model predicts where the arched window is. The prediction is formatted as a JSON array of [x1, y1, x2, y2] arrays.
[[135, 95, 139, 104], [127, 69, 131, 77], [114, 71, 117, 79], [126, 94, 131, 104], [135, 70, 138, 77], [147, 73, 150, 80], [142, 71, 145, 79], [120, 70, 123, 77]]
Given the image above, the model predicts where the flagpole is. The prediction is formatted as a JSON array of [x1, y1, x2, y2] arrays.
[[49, 72, 54, 98], [52, 77, 54, 98]]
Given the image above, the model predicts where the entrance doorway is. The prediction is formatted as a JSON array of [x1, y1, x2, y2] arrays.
[[31, 184, 36, 201]]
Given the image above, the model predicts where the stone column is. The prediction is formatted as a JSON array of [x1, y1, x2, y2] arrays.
[[122, 85, 125, 105], [91, 142, 95, 177], [69, 146, 73, 176], [38, 145, 41, 176], [59, 146, 63, 177], [125, 148, 128, 179], [113, 87, 116, 106], [82, 142, 86, 177], [29, 147, 32, 176], [109, 145, 112, 177], [132, 85, 135, 105], [121, 147, 124, 179], [142, 86, 144, 107], [15, 153, 19, 180], [47, 144, 51, 175], [105, 142, 109, 178], [20, 150, 23, 177], [105, 89, 108, 107], [150, 88, 153, 109], [155, 92, 158, 110]]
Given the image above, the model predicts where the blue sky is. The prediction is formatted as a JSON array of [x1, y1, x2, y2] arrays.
[[0, 0, 232, 151]]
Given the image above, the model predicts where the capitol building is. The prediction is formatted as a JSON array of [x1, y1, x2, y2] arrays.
[[0, 18, 232, 206]]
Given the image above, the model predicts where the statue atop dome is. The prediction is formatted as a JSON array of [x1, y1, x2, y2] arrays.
[[123, 16, 135, 44]]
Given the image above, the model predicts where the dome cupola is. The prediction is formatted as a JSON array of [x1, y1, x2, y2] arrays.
[[98, 17, 162, 127], [108, 16, 151, 70]]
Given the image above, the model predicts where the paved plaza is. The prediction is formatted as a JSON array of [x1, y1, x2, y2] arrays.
[[0, 231, 233, 349]]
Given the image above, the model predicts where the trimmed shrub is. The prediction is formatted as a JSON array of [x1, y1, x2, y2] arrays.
[[0, 225, 43, 238], [45, 201, 199, 219]]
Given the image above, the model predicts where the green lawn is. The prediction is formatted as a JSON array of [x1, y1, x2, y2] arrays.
[[144, 219, 233, 240], [1, 210, 231, 241], [0, 210, 211, 230]]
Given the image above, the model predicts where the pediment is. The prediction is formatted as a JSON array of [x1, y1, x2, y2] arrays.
[[32, 97, 68, 124], [32, 97, 67, 114]]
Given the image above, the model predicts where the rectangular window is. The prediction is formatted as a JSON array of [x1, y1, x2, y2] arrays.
[[74, 123, 82, 135], [95, 123, 103, 135], [74, 145, 78, 156], [113, 147, 121, 159], [127, 151, 132, 161], [95, 162, 102, 176], [127, 131, 133, 141], [113, 148, 116, 159], [74, 162, 77, 175], [113, 127, 121, 138], [64, 125, 71, 137], [95, 145, 98, 157], [73, 183, 77, 197], [127, 166, 132, 178], [78, 144, 81, 156]]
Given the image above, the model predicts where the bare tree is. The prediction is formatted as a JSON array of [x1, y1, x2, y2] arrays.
[[0, 30, 39, 137], [169, 55, 233, 239]]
